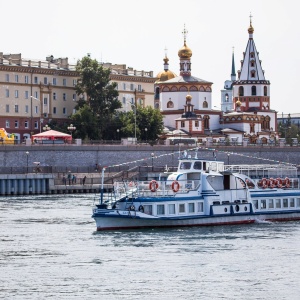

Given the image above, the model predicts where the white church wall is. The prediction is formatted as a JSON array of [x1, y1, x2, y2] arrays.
[[163, 114, 181, 128]]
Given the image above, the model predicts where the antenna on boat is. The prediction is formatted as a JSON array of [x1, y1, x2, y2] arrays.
[[100, 167, 106, 205]]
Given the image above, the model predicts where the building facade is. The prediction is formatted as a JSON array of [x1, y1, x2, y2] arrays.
[[0, 53, 78, 141], [0, 54, 155, 141]]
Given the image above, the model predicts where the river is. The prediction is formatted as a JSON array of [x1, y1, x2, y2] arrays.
[[0, 194, 299, 300]]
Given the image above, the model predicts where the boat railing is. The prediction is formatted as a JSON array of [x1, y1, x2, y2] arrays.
[[113, 179, 200, 198]]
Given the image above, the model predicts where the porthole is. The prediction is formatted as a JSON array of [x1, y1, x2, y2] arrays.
[[224, 207, 227, 212], [235, 205, 240, 212], [244, 206, 248, 211]]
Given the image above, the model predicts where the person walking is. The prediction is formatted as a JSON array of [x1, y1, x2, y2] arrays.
[[67, 171, 72, 185]]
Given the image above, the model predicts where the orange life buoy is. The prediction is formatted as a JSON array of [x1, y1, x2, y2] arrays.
[[171, 180, 180, 193], [284, 177, 290, 188], [261, 178, 268, 189], [269, 178, 276, 189], [149, 180, 159, 192], [276, 178, 282, 188]]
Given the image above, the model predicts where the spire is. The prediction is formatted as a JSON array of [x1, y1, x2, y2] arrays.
[[248, 12, 254, 38], [163, 47, 169, 72], [231, 47, 236, 81], [182, 24, 188, 46], [237, 16, 265, 81]]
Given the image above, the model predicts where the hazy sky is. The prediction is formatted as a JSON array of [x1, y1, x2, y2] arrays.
[[1, 0, 299, 114]]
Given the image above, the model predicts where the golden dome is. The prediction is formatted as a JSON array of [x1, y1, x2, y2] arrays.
[[236, 99, 242, 107], [248, 22, 254, 34], [186, 94, 192, 101], [156, 70, 177, 82], [178, 42, 192, 59]]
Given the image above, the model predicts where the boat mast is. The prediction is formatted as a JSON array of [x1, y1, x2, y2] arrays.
[[100, 167, 106, 204]]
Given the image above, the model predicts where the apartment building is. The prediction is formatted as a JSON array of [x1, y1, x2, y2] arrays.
[[103, 63, 156, 111], [0, 53, 78, 140], [0, 53, 156, 141]]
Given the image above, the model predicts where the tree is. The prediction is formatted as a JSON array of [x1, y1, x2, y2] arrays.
[[118, 106, 164, 141], [74, 56, 121, 139]]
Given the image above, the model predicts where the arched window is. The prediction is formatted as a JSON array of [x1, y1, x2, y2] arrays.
[[167, 101, 174, 108], [155, 87, 160, 100], [264, 86, 267, 96], [179, 86, 188, 91], [203, 101, 208, 108], [239, 86, 244, 96], [251, 86, 256, 96], [203, 115, 210, 129], [251, 71, 256, 78], [154, 102, 159, 109], [225, 93, 229, 102]]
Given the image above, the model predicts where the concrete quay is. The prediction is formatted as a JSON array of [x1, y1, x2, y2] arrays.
[[0, 144, 299, 196]]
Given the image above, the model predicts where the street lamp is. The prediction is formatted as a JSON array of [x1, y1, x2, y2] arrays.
[[67, 124, 76, 138], [25, 151, 29, 173], [127, 101, 136, 144], [227, 153, 230, 165], [151, 152, 154, 171], [145, 128, 148, 143], [116, 129, 120, 140], [43, 124, 51, 131]]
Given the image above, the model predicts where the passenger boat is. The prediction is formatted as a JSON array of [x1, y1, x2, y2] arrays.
[[92, 149, 300, 230]]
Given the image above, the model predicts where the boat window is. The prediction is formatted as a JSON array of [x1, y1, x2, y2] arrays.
[[197, 202, 204, 212], [253, 200, 258, 209], [207, 175, 223, 190], [283, 199, 288, 208], [179, 162, 192, 170], [297, 198, 300, 207], [194, 161, 202, 170], [260, 200, 266, 209], [157, 204, 165, 215], [211, 162, 217, 172], [143, 205, 152, 215], [179, 203, 185, 213], [290, 198, 295, 207], [188, 203, 195, 213], [246, 179, 255, 189], [237, 178, 246, 189], [275, 199, 281, 208], [268, 199, 274, 209], [168, 204, 176, 215]]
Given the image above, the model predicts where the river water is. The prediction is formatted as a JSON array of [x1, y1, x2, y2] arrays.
[[0, 194, 299, 300]]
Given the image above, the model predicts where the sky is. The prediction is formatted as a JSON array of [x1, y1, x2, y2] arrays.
[[1, 0, 299, 114]]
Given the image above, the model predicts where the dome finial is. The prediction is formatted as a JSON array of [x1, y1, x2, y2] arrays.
[[182, 24, 188, 46], [178, 24, 192, 59], [248, 12, 254, 34]]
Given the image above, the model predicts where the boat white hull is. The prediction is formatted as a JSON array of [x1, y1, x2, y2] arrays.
[[93, 211, 300, 231]]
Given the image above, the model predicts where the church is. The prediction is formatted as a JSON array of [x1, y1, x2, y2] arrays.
[[155, 19, 278, 145]]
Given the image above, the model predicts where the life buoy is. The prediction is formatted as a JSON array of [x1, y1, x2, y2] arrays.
[[129, 205, 135, 211], [138, 205, 144, 213], [276, 178, 283, 188], [284, 177, 290, 188], [261, 178, 268, 189], [269, 178, 276, 189], [171, 180, 180, 193], [149, 180, 159, 192]]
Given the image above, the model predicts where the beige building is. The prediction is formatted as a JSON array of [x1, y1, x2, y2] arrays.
[[0, 53, 155, 141], [102, 63, 156, 111], [0, 52, 78, 141]]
